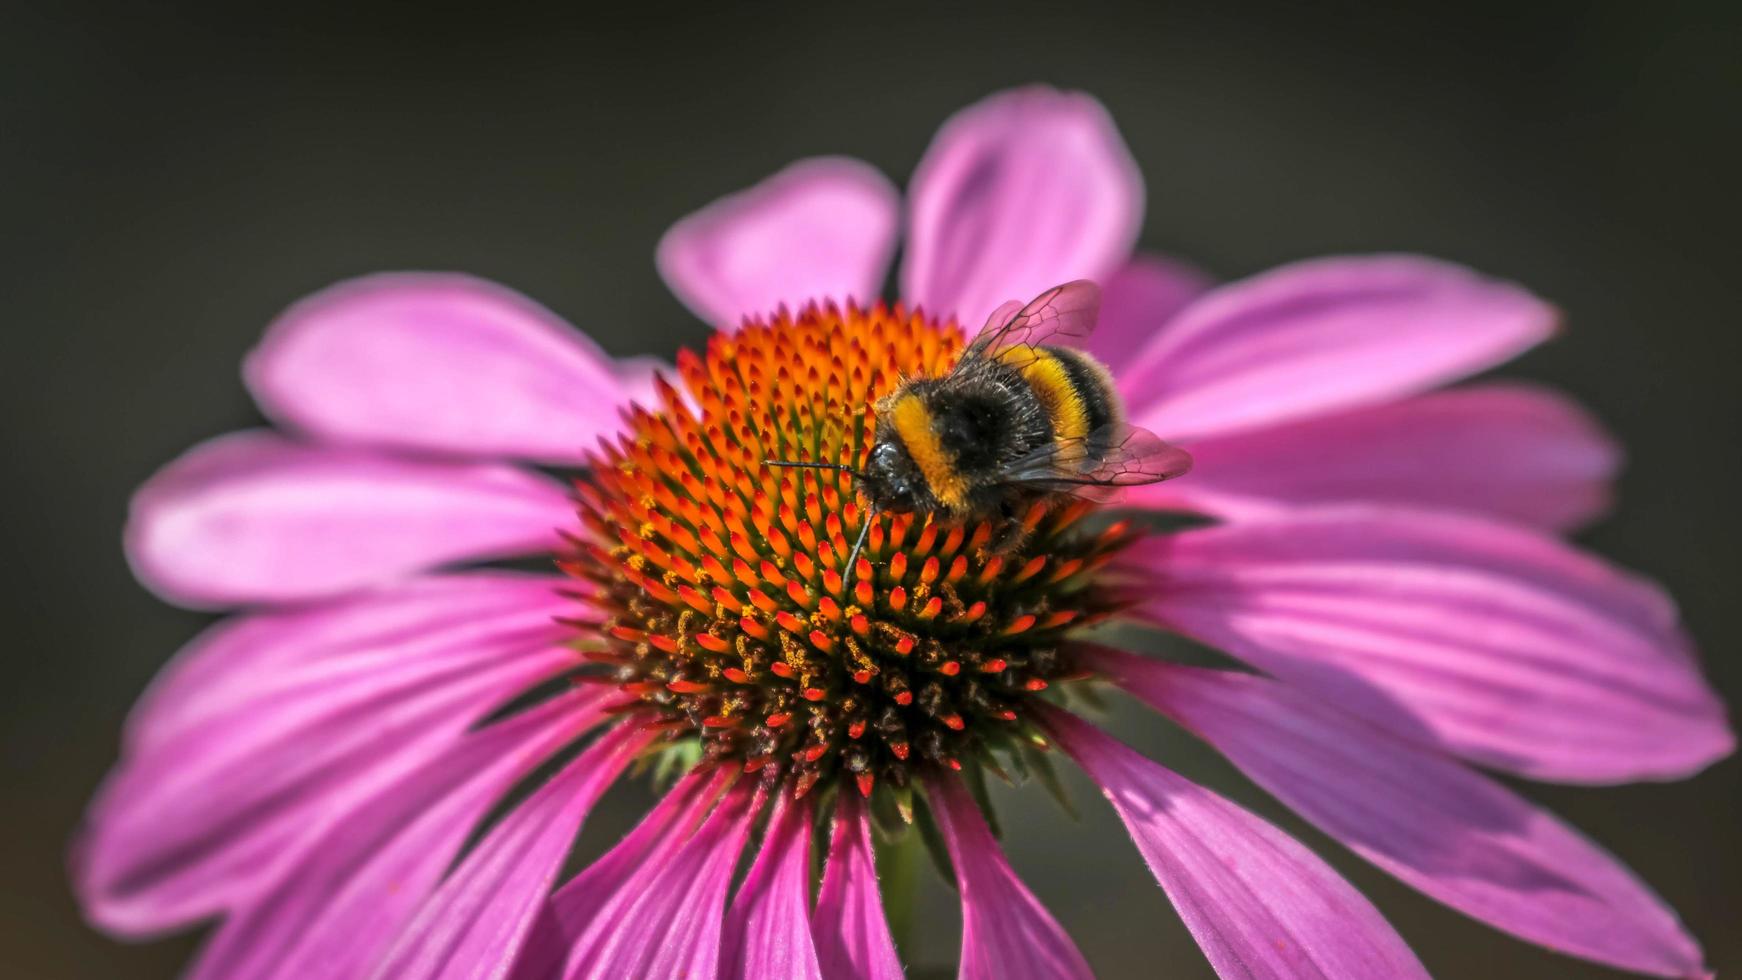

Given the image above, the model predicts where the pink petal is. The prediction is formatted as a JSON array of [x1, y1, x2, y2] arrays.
[[73, 609, 576, 935], [812, 792, 905, 980], [561, 778, 760, 979], [547, 768, 727, 932], [245, 274, 638, 465], [1121, 508, 1733, 783], [657, 157, 899, 327], [926, 773, 1093, 980], [1121, 255, 1558, 441], [371, 720, 654, 980], [1092, 651, 1709, 978], [181, 690, 610, 980], [1085, 253, 1213, 367], [611, 354, 670, 409], [125, 572, 577, 756], [1044, 707, 1429, 979], [722, 795, 822, 980], [1130, 384, 1620, 530], [126, 430, 574, 608], [902, 86, 1143, 329], [507, 768, 730, 980]]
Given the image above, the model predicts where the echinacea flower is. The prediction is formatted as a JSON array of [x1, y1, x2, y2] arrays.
[[75, 86, 1730, 979]]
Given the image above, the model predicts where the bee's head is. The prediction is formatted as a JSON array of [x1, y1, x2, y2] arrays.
[[863, 438, 925, 512]]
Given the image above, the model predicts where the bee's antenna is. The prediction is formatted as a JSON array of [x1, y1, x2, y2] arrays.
[[763, 459, 866, 480], [844, 509, 875, 575]]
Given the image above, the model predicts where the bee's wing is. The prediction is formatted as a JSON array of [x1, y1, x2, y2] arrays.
[[997, 423, 1192, 500], [958, 280, 1102, 368]]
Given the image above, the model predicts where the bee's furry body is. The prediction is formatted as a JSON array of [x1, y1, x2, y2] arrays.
[[863, 344, 1121, 519], [765, 280, 1189, 573]]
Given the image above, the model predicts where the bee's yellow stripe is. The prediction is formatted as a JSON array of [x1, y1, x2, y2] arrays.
[[889, 393, 969, 510], [999, 346, 1090, 443]]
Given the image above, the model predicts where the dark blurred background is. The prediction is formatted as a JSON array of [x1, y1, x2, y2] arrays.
[[5, 1, 1738, 977]]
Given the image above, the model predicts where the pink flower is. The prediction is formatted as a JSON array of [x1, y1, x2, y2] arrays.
[[74, 86, 1728, 979]]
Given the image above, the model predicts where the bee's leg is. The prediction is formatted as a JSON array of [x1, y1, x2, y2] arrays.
[[985, 499, 1030, 556], [843, 510, 875, 574]]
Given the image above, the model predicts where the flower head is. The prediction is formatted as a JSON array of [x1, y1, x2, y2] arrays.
[[573, 302, 1132, 798], [77, 86, 1729, 979]]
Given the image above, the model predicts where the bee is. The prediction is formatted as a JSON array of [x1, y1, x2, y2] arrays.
[[768, 280, 1192, 569]]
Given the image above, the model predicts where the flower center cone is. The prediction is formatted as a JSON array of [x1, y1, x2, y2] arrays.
[[567, 301, 1136, 798]]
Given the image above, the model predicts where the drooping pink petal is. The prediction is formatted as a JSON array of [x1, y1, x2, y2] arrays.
[[812, 792, 905, 980], [1128, 384, 1620, 530], [1086, 253, 1213, 367], [926, 773, 1093, 980], [1044, 707, 1430, 979], [1090, 651, 1709, 978], [902, 86, 1143, 329], [722, 794, 822, 980], [658, 157, 899, 328], [560, 779, 761, 979], [548, 769, 726, 933], [96, 600, 575, 941], [245, 274, 638, 465], [125, 573, 578, 756], [126, 430, 574, 608], [1120, 255, 1558, 441], [180, 690, 613, 980], [370, 719, 655, 980], [506, 767, 730, 980], [73, 623, 576, 935], [1119, 508, 1733, 783]]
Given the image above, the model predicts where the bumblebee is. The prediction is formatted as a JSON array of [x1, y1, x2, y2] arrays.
[[770, 280, 1192, 568]]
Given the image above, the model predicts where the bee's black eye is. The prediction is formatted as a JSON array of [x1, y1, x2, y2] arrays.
[[865, 443, 909, 505], [867, 445, 896, 481]]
